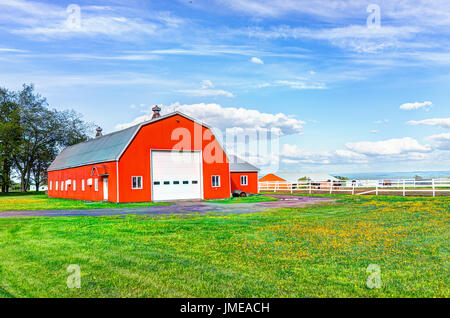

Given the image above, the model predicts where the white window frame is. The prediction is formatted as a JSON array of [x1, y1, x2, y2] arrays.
[[55, 181, 58, 191], [94, 178, 98, 192], [240, 175, 248, 186], [132, 176, 143, 189], [61, 181, 64, 191], [73, 180, 76, 191], [212, 175, 220, 187], [82, 179, 85, 191], [50, 181, 52, 191]]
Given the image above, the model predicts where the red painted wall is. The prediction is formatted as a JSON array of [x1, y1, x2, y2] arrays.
[[48, 161, 118, 202], [117, 114, 230, 202], [230, 172, 258, 194], [48, 114, 231, 202]]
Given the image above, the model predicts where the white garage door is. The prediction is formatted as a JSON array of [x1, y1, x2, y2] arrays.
[[151, 150, 202, 201]]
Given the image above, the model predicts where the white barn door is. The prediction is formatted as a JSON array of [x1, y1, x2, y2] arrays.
[[151, 151, 202, 201], [103, 178, 108, 201]]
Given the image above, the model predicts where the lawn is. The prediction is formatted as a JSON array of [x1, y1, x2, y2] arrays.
[[207, 195, 279, 204], [0, 194, 448, 297], [0, 192, 169, 211]]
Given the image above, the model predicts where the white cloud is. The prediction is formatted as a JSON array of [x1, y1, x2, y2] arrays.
[[201, 80, 214, 88], [178, 80, 234, 97], [275, 80, 326, 90], [370, 130, 378, 134], [400, 101, 432, 110], [247, 25, 421, 53], [407, 118, 450, 129], [129, 104, 136, 109], [250, 57, 263, 64], [428, 133, 450, 150], [116, 102, 305, 135], [0, 0, 183, 40], [280, 144, 367, 165], [345, 137, 431, 156], [177, 89, 234, 98], [0, 47, 27, 53]]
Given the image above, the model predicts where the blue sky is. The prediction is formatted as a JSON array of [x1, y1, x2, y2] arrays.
[[1, 0, 449, 174]]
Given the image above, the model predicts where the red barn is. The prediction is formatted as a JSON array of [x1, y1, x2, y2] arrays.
[[229, 155, 259, 195], [47, 108, 258, 202]]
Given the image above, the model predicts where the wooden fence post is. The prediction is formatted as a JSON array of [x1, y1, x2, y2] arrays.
[[309, 182, 312, 194], [329, 181, 333, 194], [352, 183, 355, 195], [432, 179, 435, 197], [376, 186, 378, 195], [403, 180, 405, 196]]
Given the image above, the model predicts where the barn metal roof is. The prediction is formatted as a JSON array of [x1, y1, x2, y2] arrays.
[[228, 155, 260, 172], [48, 111, 218, 172], [48, 125, 140, 171]]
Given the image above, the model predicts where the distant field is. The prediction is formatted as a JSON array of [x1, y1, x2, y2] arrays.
[[0, 194, 448, 297], [0, 192, 169, 211]]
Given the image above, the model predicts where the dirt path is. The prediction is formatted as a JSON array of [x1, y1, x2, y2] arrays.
[[0, 195, 333, 218]]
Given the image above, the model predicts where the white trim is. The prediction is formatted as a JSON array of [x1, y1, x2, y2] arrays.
[[131, 176, 143, 189], [73, 179, 76, 191], [117, 112, 229, 163], [212, 175, 221, 187], [49, 181, 52, 191], [150, 149, 203, 201], [82, 179, 85, 191], [116, 161, 120, 203], [240, 175, 248, 186], [94, 178, 98, 191]]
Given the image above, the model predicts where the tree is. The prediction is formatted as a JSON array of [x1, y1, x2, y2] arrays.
[[334, 175, 349, 181], [0, 88, 21, 193], [11, 84, 92, 192]]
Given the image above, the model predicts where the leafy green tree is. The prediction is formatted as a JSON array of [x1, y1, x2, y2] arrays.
[[11, 84, 92, 192], [0, 88, 22, 193]]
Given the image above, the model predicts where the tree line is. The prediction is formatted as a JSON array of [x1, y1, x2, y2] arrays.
[[0, 84, 93, 192]]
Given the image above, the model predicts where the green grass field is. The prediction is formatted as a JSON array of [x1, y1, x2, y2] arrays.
[[207, 195, 279, 204], [0, 192, 169, 211], [0, 194, 448, 297]]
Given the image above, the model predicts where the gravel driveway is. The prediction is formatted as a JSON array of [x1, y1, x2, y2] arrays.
[[0, 195, 333, 218]]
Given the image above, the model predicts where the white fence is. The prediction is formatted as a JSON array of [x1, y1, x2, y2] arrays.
[[258, 179, 450, 197]]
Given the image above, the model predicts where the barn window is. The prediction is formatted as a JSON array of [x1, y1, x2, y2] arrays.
[[183, 181, 188, 184], [153, 181, 160, 185], [50, 181, 52, 190], [82, 179, 85, 191], [55, 181, 58, 191], [163, 181, 170, 185], [173, 181, 180, 184], [240, 175, 248, 186], [94, 178, 98, 191], [132, 176, 143, 189], [212, 175, 220, 187], [73, 180, 76, 191], [61, 181, 64, 191]]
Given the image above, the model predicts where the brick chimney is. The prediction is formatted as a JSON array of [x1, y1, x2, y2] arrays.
[[95, 127, 103, 138], [151, 105, 161, 119]]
